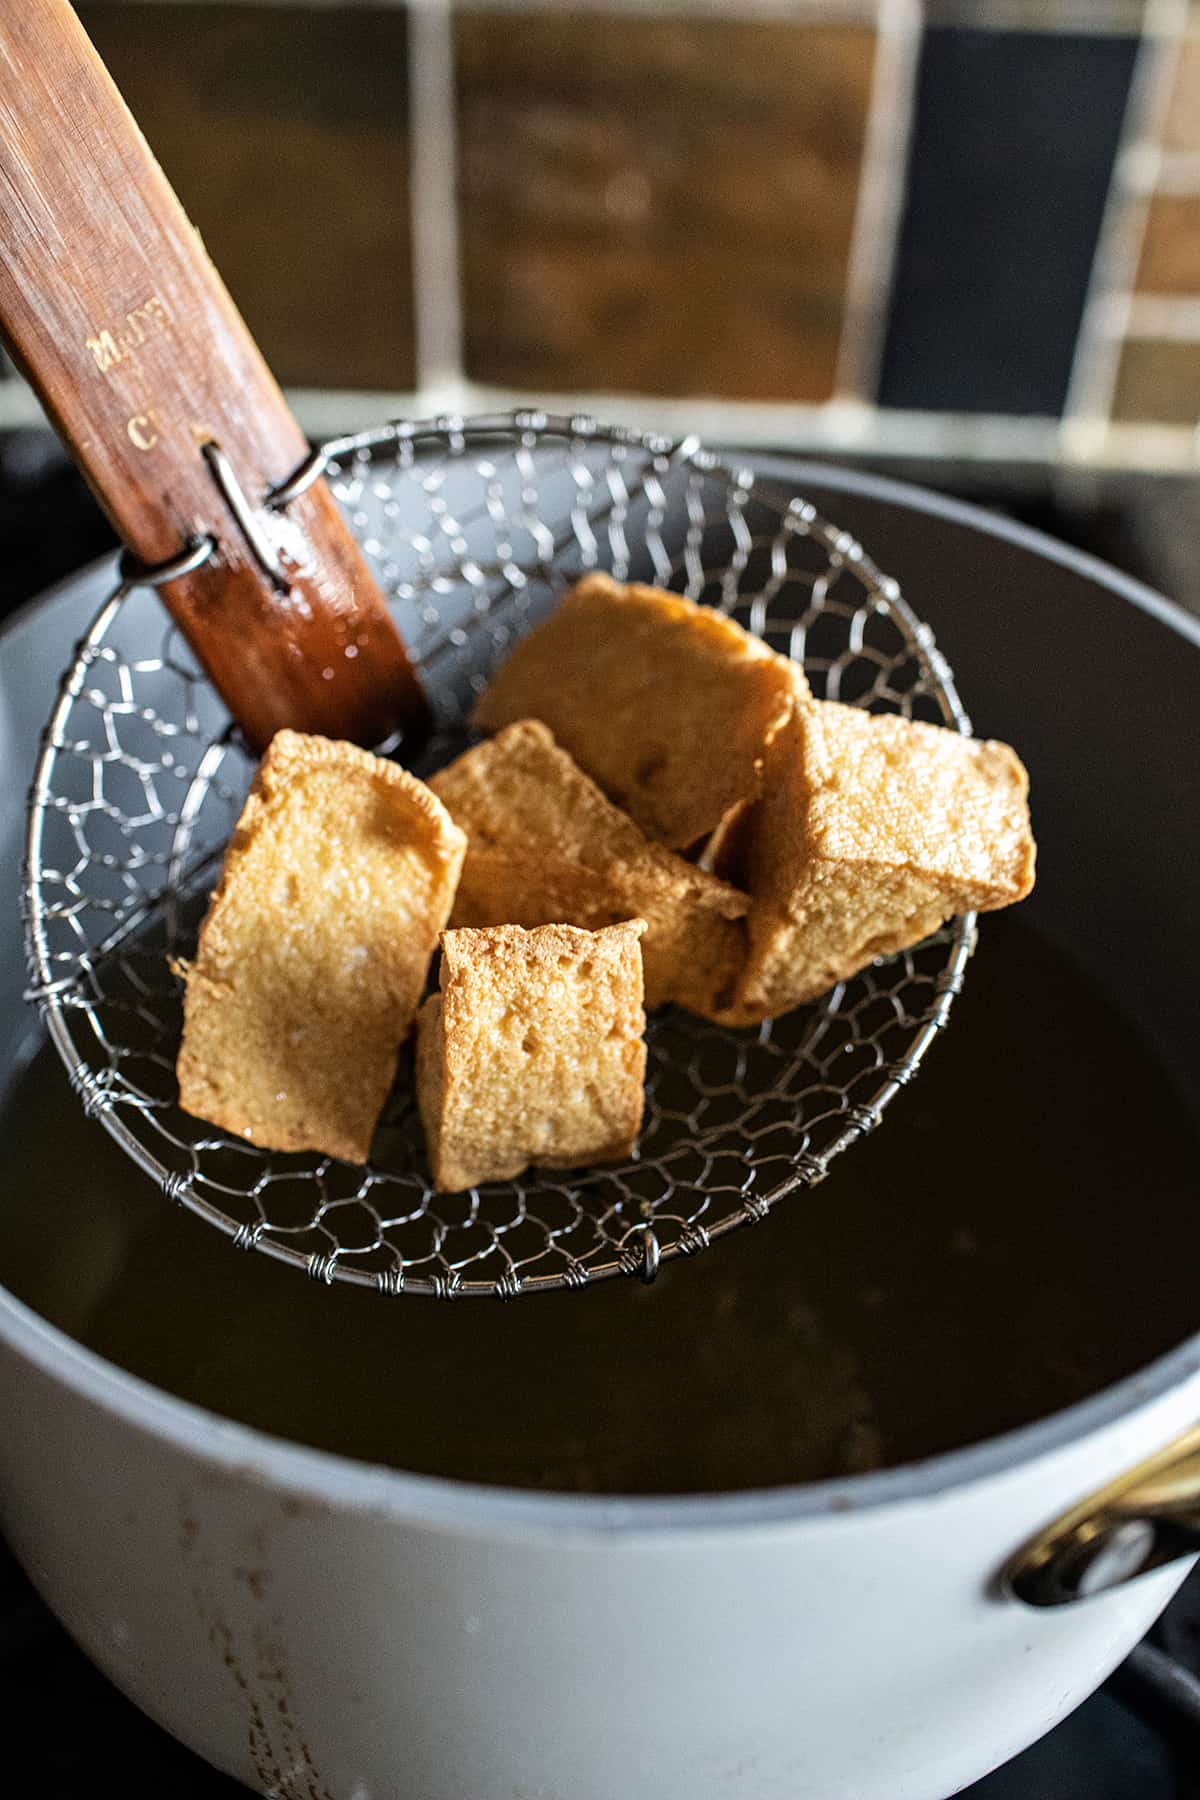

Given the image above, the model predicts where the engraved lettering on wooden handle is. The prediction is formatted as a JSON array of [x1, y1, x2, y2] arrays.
[[87, 293, 172, 373], [126, 412, 159, 451], [0, 0, 429, 752]]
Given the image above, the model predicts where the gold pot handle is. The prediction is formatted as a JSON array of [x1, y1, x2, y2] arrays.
[[1004, 1423, 1200, 1607]]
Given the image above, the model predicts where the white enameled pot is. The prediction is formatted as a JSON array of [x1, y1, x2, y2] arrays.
[[2, 464, 1199, 1800]]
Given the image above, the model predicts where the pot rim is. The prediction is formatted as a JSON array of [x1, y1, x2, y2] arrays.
[[3, 460, 1199, 1535]]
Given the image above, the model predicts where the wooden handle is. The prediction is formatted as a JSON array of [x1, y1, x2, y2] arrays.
[[0, 0, 428, 753]]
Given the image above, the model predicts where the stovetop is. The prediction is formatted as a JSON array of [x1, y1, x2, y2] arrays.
[[3, 430, 1199, 1798]]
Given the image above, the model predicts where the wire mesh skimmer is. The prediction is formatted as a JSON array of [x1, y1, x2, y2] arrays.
[[24, 413, 975, 1298]]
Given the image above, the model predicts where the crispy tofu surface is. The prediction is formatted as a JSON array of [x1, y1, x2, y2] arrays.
[[431, 721, 748, 1017], [472, 573, 798, 848], [177, 730, 466, 1162], [718, 700, 1036, 1021], [416, 920, 647, 1192]]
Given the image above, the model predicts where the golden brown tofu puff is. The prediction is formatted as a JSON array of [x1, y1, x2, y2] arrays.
[[177, 730, 466, 1162], [472, 573, 799, 848], [716, 700, 1036, 1022], [430, 720, 749, 1017], [416, 920, 647, 1193]]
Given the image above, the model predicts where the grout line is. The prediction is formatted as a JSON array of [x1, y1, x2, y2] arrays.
[[296, 381, 1199, 469], [1117, 144, 1200, 195], [407, 0, 466, 398], [1152, 150, 1200, 191], [1060, 0, 1188, 451], [324, 385, 1200, 470], [834, 0, 923, 405], [1111, 292, 1200, 337], [2, 374, 1196, 471], [452, 383, 1067, 461], [1116, 140, 1163, 192]]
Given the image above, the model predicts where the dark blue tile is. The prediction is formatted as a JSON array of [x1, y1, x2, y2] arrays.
[[879, 28, 1139, 416]]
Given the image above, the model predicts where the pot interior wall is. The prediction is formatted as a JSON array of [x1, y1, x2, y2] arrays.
[[1, 477, 1197, 1496]]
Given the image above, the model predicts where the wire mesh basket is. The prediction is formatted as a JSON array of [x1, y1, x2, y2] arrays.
[[25, 413, 975, 1298]]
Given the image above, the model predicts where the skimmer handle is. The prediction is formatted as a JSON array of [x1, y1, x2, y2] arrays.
[[0, 0, 428, 753]]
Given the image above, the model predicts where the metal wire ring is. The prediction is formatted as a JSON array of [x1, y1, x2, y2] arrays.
[[266, 445, 332, 511], [118, 535, 215, 590]]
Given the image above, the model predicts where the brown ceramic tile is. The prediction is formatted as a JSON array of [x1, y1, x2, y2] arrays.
[[1136, 192, 1200, 294], [455, 14, 876, 401], [1111, 338, 1200, 424], [1163, 32, 1200, 154], [78, 4, 414, 391]]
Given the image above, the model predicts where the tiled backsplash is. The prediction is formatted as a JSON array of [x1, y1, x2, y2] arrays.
[[879, 25, 1139, 416], [78, 3, 415, 390], [3, 0, 1198, 470], [455, 14, 874, 400], [1162, 16, 1200, 144]]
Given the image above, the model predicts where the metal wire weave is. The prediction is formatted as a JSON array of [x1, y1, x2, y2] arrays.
[[24, 413, 975, 1298]]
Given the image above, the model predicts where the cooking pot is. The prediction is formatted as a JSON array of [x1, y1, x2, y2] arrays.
[[1, 460, 1198, 1800]]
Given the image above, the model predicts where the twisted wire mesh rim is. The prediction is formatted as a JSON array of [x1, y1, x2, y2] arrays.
[[23, 413, 977, 1299]]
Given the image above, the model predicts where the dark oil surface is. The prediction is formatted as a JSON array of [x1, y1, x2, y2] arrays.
[[1, 916, 1197, 1494]]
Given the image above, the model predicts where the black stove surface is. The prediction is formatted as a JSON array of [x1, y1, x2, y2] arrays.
[[3, 431, 1200, 1798]]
